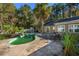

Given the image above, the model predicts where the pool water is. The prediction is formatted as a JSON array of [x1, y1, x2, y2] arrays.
[[9, 34, 35, 45]]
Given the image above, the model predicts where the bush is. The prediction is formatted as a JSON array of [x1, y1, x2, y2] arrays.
[[0, 34, 11, 40], [0, 34, 6, 40], [3, 24, 24, 34], [63, 32, 79, 56], [0, 24, 24, 40]]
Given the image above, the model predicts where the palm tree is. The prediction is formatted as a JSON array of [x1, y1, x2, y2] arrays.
[[33, 3, 52, 32]]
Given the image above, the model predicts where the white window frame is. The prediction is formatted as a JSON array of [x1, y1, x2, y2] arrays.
[[68, 24, 79, 32], [57, 25, 65, 32]]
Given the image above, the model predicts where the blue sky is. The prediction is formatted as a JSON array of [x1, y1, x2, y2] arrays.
[[15, 3, 53, 9], [15, 3, 35, 9]]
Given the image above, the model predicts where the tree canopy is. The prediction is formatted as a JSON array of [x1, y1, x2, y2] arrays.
[[0, 3, 79, 33]]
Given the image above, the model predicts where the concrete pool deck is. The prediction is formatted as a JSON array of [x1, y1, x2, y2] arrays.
[[0, 36, 49, 56], [0, 35, 63, 56]]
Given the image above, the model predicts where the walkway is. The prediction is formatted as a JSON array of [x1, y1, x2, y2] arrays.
[[29, 40, 63, 56]]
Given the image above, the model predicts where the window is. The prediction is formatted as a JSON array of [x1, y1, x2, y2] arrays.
[[57, 25, 65, 32], [68, 25, 73, 32], [75, 29, 79, 32], [74, 25, 79, 32], [68, 24, 79, 32], [69, 29, 73, 32]]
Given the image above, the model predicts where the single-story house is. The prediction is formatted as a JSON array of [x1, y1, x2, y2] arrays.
[[44, 21, 55, 32], [44, 16, 79, 32]]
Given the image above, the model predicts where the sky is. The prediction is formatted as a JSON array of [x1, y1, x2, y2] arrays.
[[15, 3, 53, 9], [15, 3, 35, 9]]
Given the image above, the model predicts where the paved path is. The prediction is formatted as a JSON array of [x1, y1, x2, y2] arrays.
[[29, 40, 63, 56]]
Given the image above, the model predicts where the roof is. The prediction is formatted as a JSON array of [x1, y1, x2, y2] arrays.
[[55, 16, 79, 23], [44, 21, 54, 26], [44, 16, 79, 26]]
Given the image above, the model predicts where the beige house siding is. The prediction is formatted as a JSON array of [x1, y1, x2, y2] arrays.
[[54, 20, 79, 32], [55, 25, 58, 32], [44, 26, 55, 32], [44, 19, 79, 32], [65, 24, 68, 32]]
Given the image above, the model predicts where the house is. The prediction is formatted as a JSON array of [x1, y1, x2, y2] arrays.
[[44, 21, 55, 32], [44, 16, 79, 32]]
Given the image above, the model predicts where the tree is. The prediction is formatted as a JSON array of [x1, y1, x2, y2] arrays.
[[0, 4, 4, 32], [66, 3, 78, 17], [59, 3, 65, 19], [33, 3, 52, 32], [51, 3, 79, 21], [16, 4, 34, 29], [74, 3, 79, 16], [52, 4, 59, 20], [3, 3, 17, 25]]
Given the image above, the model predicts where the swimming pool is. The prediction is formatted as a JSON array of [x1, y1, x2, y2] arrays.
[[9, 34, 35, 45]]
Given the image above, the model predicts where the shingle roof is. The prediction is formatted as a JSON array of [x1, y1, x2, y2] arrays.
[[55, 16, 79, 23], [44, 21, 54, 26], [44, 16, 79, 26]]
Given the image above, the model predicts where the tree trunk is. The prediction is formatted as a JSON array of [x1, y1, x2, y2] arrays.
[[68, 6, 72, 17], [0, 13, 3, 32], [62, 9, 64, 19], [41, 20, 44, 33], [0, 22, 3, 33]]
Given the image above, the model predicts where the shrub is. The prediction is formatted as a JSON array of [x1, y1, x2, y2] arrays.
[[0, 34, 11, 40], [3, 24, 24, 34], [0, 24, 24, 40], [0, 34, 6, 40], [63, 32, 79, 56]]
